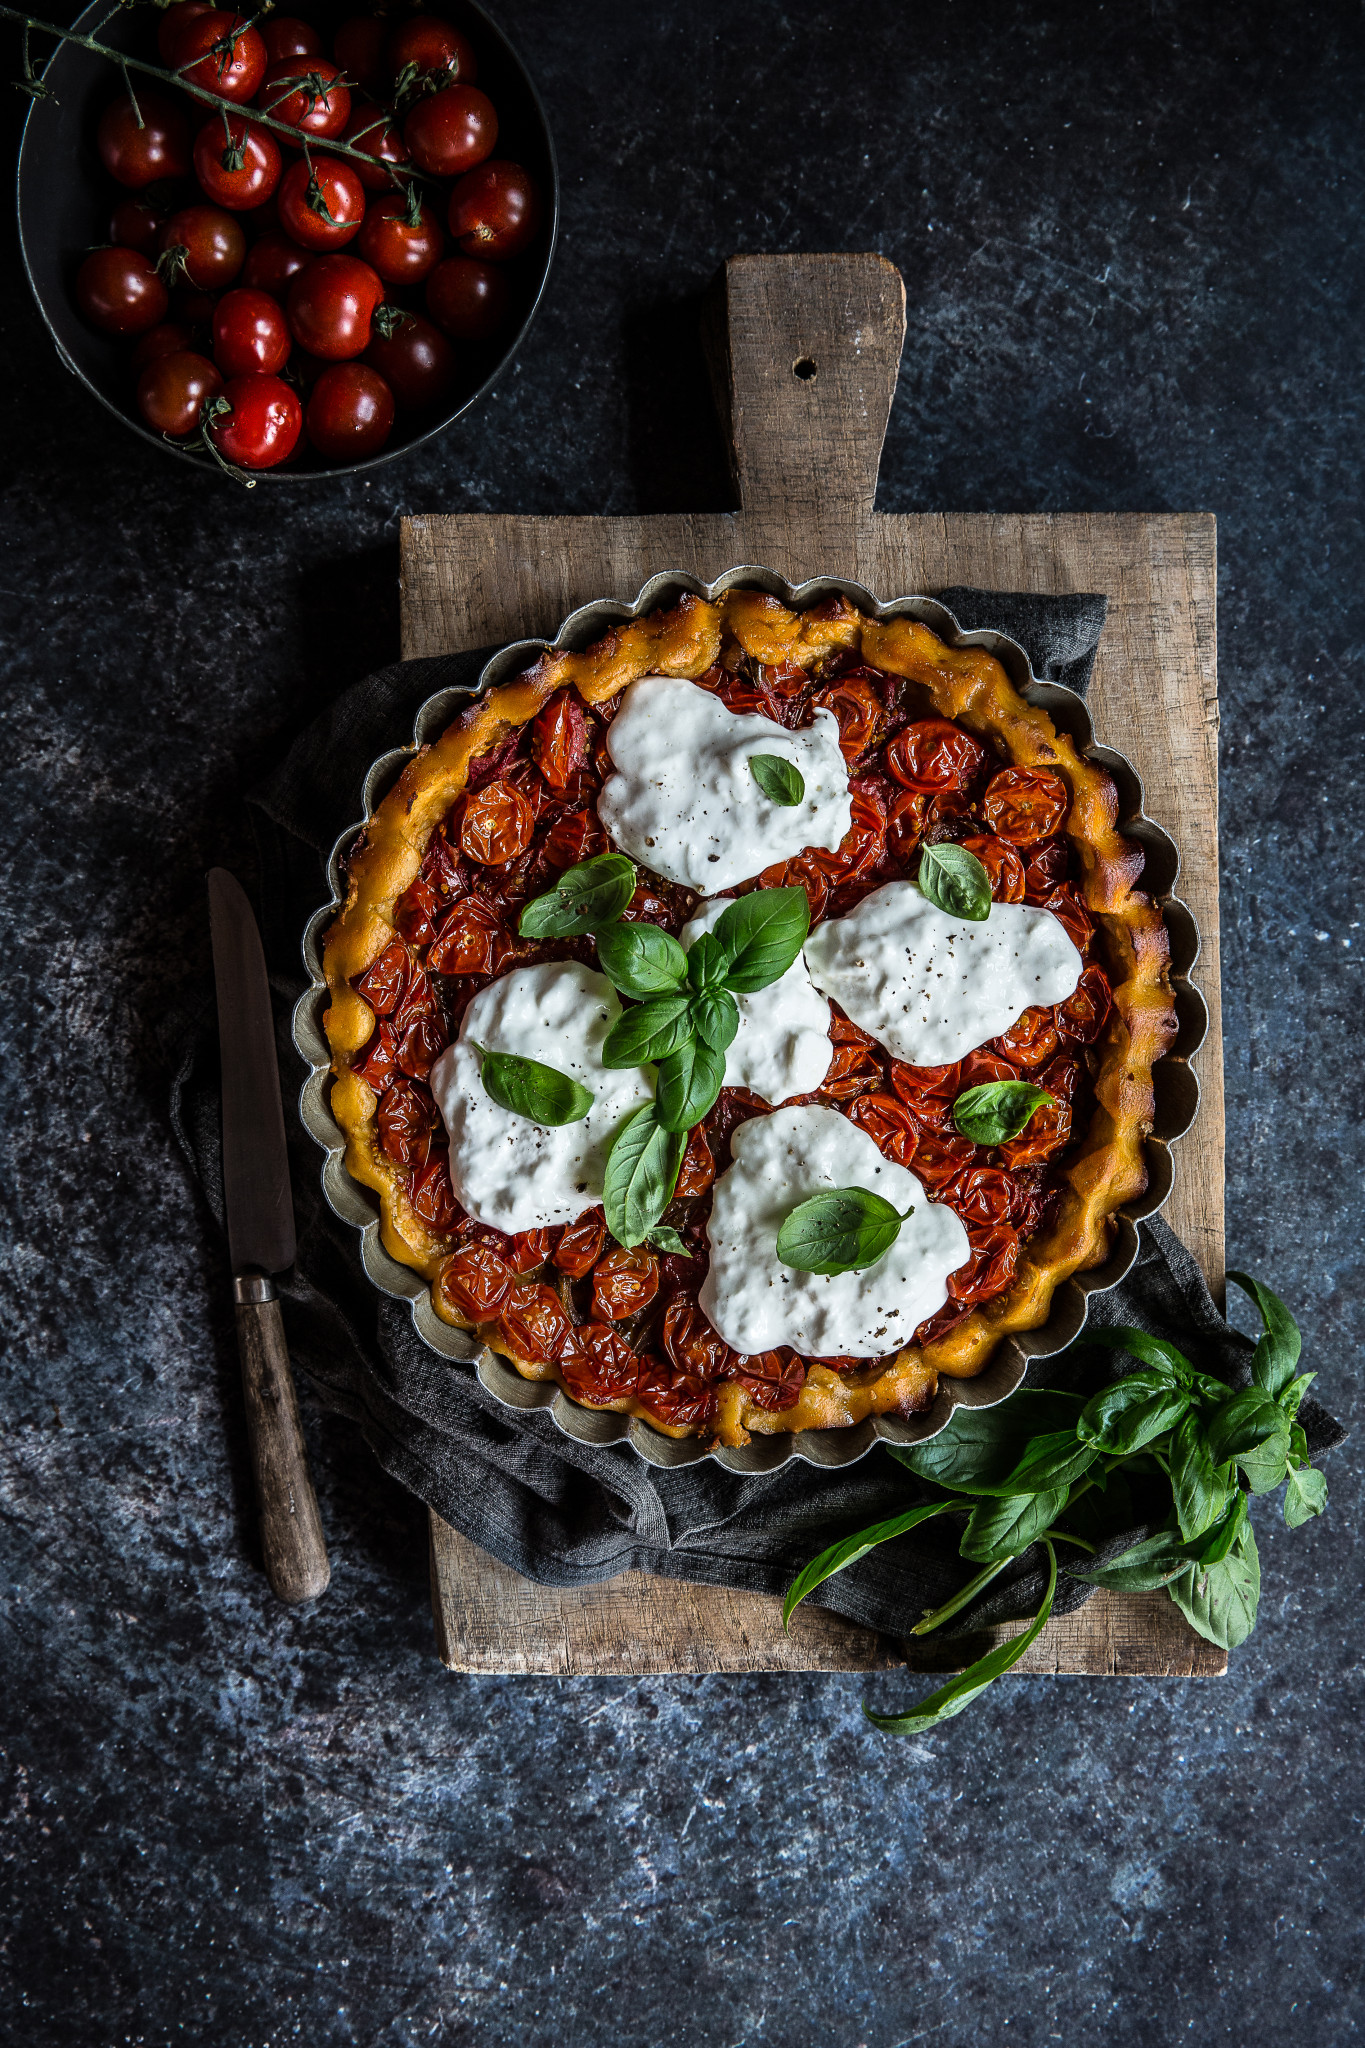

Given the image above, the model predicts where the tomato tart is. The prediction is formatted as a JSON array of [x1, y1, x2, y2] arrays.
[[319, 587, 1178, 1450]]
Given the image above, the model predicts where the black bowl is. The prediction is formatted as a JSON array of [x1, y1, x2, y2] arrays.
[[16, 0, 558, 481]]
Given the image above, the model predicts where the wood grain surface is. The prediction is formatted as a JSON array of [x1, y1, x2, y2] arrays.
[[404, 252, 1225, 1679]]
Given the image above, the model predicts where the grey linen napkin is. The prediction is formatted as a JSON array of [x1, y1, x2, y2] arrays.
[[171, 590, 1344, 1634]]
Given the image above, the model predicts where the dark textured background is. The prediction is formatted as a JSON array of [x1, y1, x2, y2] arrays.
[[2, 1, 1362, 2042]]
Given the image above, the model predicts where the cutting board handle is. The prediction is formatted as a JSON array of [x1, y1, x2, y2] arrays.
[[705, 252, 906, 522]]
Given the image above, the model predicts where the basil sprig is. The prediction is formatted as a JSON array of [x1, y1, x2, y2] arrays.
[[917, 841, 992, 921], [953, 1080, 1056, 1146], [519, 853, 637, 938], [749, 752, 805, 806], [784, 1272, 1332, 1733], [474, 1045, 594, 1125], [775, 1188, 915, 1275]]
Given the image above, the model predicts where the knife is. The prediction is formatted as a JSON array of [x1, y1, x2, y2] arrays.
[[208, 867, 330, 1604]]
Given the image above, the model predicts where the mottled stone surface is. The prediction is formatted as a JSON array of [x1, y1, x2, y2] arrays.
[[1, 1, 1362, 2043]]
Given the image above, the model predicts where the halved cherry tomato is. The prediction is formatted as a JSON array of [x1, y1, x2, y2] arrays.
[[636, 1360, 719, 1428], [982, 767, 1069, 845], [561, 1324, 640, 1404], [942, 1165, 1014, 1227], [425, 254, 510, 340], [661, 1296, 736, 1381], [411, 1150, 460, 1231], [846, 1093, 919, 1167], [193, 114, 281, 210], [530, 689, 588, 793], [356, 940, 409, 1015], [497, 1283, 572, 1364], [886, 718, 987, 792], [446, 159, 540, 259], [959, 832, 1025, 902], [674, 1124, 715, 1199], [76, 248, 169, 337], [136, 349, 222, 436], [1055, 963, 1112, 1044], [277, 156, 366, 252], [439, 1241, 514, 1321], [552, 1209, 608, 1279], [163, 8, 266, 101], [405, 83, 497, 177], [212, 287, 290, 375], [993, 1005, 1060, 1071], [208, 373, 302, 468], [428, 897, 506, 975], [592, 1246, 660, 1322], [458, 780, 535, 865], [814, 678, 885, 763], [377, 1076, 433, 1166], [257, 56, 351, 144], [543, 808, 607, 869], [947, 1224, 1021, 1304]]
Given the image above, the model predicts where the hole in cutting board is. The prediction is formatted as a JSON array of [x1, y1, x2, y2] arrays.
[[792, 356, 818, 381]]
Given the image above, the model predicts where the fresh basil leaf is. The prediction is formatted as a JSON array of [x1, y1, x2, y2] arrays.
[[1067, 1531, 1191, 1592], [1168, 1411, 1234, 1541], [646, 1224, 690, 1258], [601, 1104, 685, 1247], [594, 919, 688, 998], [1284, 1463, 1328, 1529], [952, 1080, 1055, 1146], [686, 932, 729, 993], [959, 1487, 1070, 1563], [690, 989, 739, 1054], [1236, 1427, 1292, 1496], [1204, 1386, 1289, 1466], [712, 887, 810, 994], [1279, 1371, 1315, 1420], [775, 1187, 911, 1276], [518, 853, 636, 938], [475, 1045, 593, 1126], [1227, 1269, 1302, 1395], [782, 1501, 957, 1631], [750, 752, 805, 806], [998, 1431, 1098, 1496], [1079, 1326, 1195, 1383], [600, 995, 694, 1068], [1078, 1373, 1190, 1454], [864, 1542, 1058, 1734], [917, 841, 992, 921], [1166, 1518, 1260, 1650], [1181, 1490, 1248, 1567], [654, 1037, 727, 1133], [887, 1391, 1085, 1496]]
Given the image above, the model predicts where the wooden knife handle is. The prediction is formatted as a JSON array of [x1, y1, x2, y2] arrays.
[[233, 1274, 331, 1603]]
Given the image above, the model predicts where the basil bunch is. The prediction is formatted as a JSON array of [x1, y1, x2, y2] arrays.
[[785, 1272, 1328, 1734]]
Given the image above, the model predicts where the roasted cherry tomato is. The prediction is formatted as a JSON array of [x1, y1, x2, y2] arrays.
[[886, 785, 929, 863], [96, 90, 190, 188], [674, 1123, 715, 1199], [207, 372, 303, 468], [340, 103, 411, 190], [355, 191, 445, 282], [458, 780, 535, 864], [411, 1150, 460, 1231], [529, 689, 588, 793], [887, 1059, 960, 1130], [497, 1283, 572, 1364], [286, 252, 384, 358], [425, 253, 511, 340], [757, 850, 830, 924], [818, 1041, 882, 1103], [844, 1092, 918, 1166], [75, 248, 169, 336], [356, 1021, 398, 1093], [1023, 837, 1070, 902], [981, 767, 1069, 845], [592, 1246, 660, 1322], [159, 204, 246, 290], [1055, 963, 1112, 1044], [886, 718, 988, 792], [377, 1075, 433, 1166], [260, 14, 320, 64], [561, 1324, 641, 1404], [241, 229, 312, 297], [542, 808, 607, 869], [993, 1005, 1060, 1071], [333, 16, 388, 94], [192, 113, 282, 210], [942, 1164, 1015, 1228], [903, 1127, 975, 1190], [506, 1228, 555, 1273], [661, 1296, 736, 1382], [955, 1048, 1018, 1092], [758, 659, 810, 698], [396, 1007, 447, 1081], [404, 83, 497, 178], [814, 677, 885, 763], [959, 832, 1025, 902], [276, 154, 366, 251], [135, 349, 223, 436], [636, 1361, 719, 1428], [999, 1059, 1076, 1167], [305, 362, 396, 461], [257, 56, 351, 144], [211, 286, 290, 375], [387, 15, 477, 84], [109, 197, 163, 258], [129, 320, 194, 373], [734, 1348, 806, 1411], [552, 1209, 608, 1279], [947, 1224, 1021, 1305], [363, 309, 456, 411], [447, 160, 540, 260], [356, 940, 409, 1014], [428, 897, 505, 974], [813, 783, 886, 879], [164, 9, 267, 102], [1038, 883, 1093, 954]]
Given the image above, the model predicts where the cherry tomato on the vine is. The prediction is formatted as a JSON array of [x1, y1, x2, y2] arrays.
[[355, 192, 445, 283], [96, 91, 190, 189], [136, 349, 223, 437], [425, 254, 509, 340], [305, 362, 396, 461], [240, 229, 311, 297], [276, 155, 366, 251], [207, 373, 303, 468], [159, 204, 246, 290], [192, 114, 282, 210], [332, 15, 388, 95], [285, 252, 384, 358], [212, 287, 291, 375], [340, 103, 411, 190], [163, 9, 267, 103], [260, 15, 321, 65], [75, 248, 169, 336], [256, 56, 351, 144], [387, 16, 477, 85], [157, 0, 213, 63], [446, 160, 540, 260], [108, 197, 163, 258], [363, 310, 456, 411], [129, 320, 194, 373], [403, 83, 497, 178]]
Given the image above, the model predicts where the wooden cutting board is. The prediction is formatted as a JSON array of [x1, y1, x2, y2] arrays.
[[401, 252, 1225, 1679]]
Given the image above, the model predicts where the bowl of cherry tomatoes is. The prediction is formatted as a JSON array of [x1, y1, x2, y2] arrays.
[[17, 0, 558, 478]]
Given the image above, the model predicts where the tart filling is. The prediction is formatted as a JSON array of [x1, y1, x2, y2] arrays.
[[680, 899, 833, 1102]]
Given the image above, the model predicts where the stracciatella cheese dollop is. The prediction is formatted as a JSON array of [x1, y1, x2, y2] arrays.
[[596, 676, 851, 893], [803, 880, 1083, 1066], [679, 898, 832, 1102], [700, 1104, 970, 1357], [429, 961, 653, 1234]]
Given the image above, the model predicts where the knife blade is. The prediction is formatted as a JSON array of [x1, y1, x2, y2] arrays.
[[207, 868, 329, 1604]]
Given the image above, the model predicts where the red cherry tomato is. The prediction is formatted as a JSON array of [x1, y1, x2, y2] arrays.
[[981, 767, 1070, 846], [207, 373, 303, 468], [108, 197, 162, 258], [993, 1005, 1061, 1071], [552, 1210, 608, 1279], [818, 1041, 883, 1103], [192, 114, 281, 210], [542, 806, 607, 869], [276, 155, 366, 250], [241, 229, 311, 297], [438, 1240, 514, 1322], [96, 91, 190, 189], [660, 1297, 736, 1382], [425, 254, 509, 340], [886, 718, 988, 792], [159, 204, 246, 290], [163, 9, 266, 103], [340, 103, 411, 190], [356, 940, 410, 1015], [75, 248, 169, 336], [427, 896, 506, 974], [285, 252, 384, 358], [212, 287, 291, 375], [813, 678, 886, 764], [333, 16, 388, 95], [675, 1123, 715, 1198], [355, 192, 445, 282], [561, 1324, 641, 1405], [305, 362, 396, 461], [136, 349, 223, 436], [496, 1283, 573, 1365], [363, 310, 456, 410], [458, 780, 534, 864], [157, 0, 213, 63], [591, 1246, 659, 1322], [403, 83, 497, 177], [887, 785, 929, 863], [1023, 838, 1070, 902], [958, 832, 1025, 902], [387, 15, 477, 84], [260, 15, 320, 64], [529, 689, 588, 791], [257, 56, 351, 144], [946, 1224, 1021, 1306], [129, 320, 194, 373], [447, 160, 541, 260], [846, 1092, 920, 1167]]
